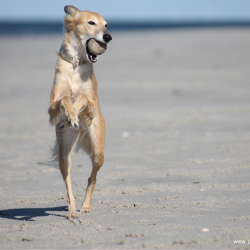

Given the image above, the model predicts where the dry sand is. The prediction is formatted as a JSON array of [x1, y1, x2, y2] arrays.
[[0, 28, 250, 249]]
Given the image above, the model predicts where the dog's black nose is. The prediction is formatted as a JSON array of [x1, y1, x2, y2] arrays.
[[103, 34, 112, 43]]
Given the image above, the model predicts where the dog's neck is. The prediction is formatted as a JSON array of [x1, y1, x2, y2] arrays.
[[60, 31, 90, 67]]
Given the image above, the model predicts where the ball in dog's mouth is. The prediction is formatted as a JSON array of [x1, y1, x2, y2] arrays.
[[86, 39, 107, 63]]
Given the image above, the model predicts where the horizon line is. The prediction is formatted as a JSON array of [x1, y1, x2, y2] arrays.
[[1, 19, 250, 35]]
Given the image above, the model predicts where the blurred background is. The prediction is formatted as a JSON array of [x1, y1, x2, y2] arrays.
[[0, 0, 250, 34]]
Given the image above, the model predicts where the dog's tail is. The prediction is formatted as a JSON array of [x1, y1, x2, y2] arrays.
[[40, 126, 81, 168], [37, 140, 60, 168], [49, 140, 60, 167]]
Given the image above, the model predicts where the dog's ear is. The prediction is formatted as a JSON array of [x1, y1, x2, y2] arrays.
[[63, 5, 79, 31], [64, 5, 79, 15]]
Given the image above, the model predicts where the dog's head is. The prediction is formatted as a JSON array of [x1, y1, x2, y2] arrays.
[[63, 5, 112, 63]]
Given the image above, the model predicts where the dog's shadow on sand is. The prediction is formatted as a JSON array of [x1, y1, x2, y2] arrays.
[[0, 206, 68, 221]]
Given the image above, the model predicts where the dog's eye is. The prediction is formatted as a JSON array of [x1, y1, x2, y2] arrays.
[[105, 24, 108, 28], [88, 21, 95, 25]]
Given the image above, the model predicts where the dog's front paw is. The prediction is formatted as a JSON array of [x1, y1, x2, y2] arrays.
[[65, 111, 79, 129], [81, 105, 95, 127], [84, 117, 92, 128], [88, 105, 95, 121]]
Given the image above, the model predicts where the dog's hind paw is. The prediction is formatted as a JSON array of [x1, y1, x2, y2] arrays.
[[80, 206, 91, 213], [66, 213, 78, 219]]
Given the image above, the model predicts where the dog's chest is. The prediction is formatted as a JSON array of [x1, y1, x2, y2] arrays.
[[71, 70, 93, 101], [71, 74, 83, 94]]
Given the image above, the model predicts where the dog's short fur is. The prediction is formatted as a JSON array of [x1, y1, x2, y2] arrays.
[[48, 5, 112, 218]]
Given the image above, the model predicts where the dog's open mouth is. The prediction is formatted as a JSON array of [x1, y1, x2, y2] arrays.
[[86, 39, 98, 63], [86, 39, 107, 63]]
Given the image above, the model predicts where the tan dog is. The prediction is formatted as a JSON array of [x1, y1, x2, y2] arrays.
[[48, 5, 112, 218]]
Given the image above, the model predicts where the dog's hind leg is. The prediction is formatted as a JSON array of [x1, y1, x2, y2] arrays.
[[81, 151, 104, 213], [80, 105, 105, 213], [56, 124, 80, 218]]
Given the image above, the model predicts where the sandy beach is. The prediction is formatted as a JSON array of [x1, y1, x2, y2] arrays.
[[0, 28, 250, 249]]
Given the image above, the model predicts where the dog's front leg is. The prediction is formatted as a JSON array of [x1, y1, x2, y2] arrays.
[[60, 96, 79, 128]]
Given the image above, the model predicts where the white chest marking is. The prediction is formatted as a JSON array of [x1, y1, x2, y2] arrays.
[[70, 70, 93, 101]]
